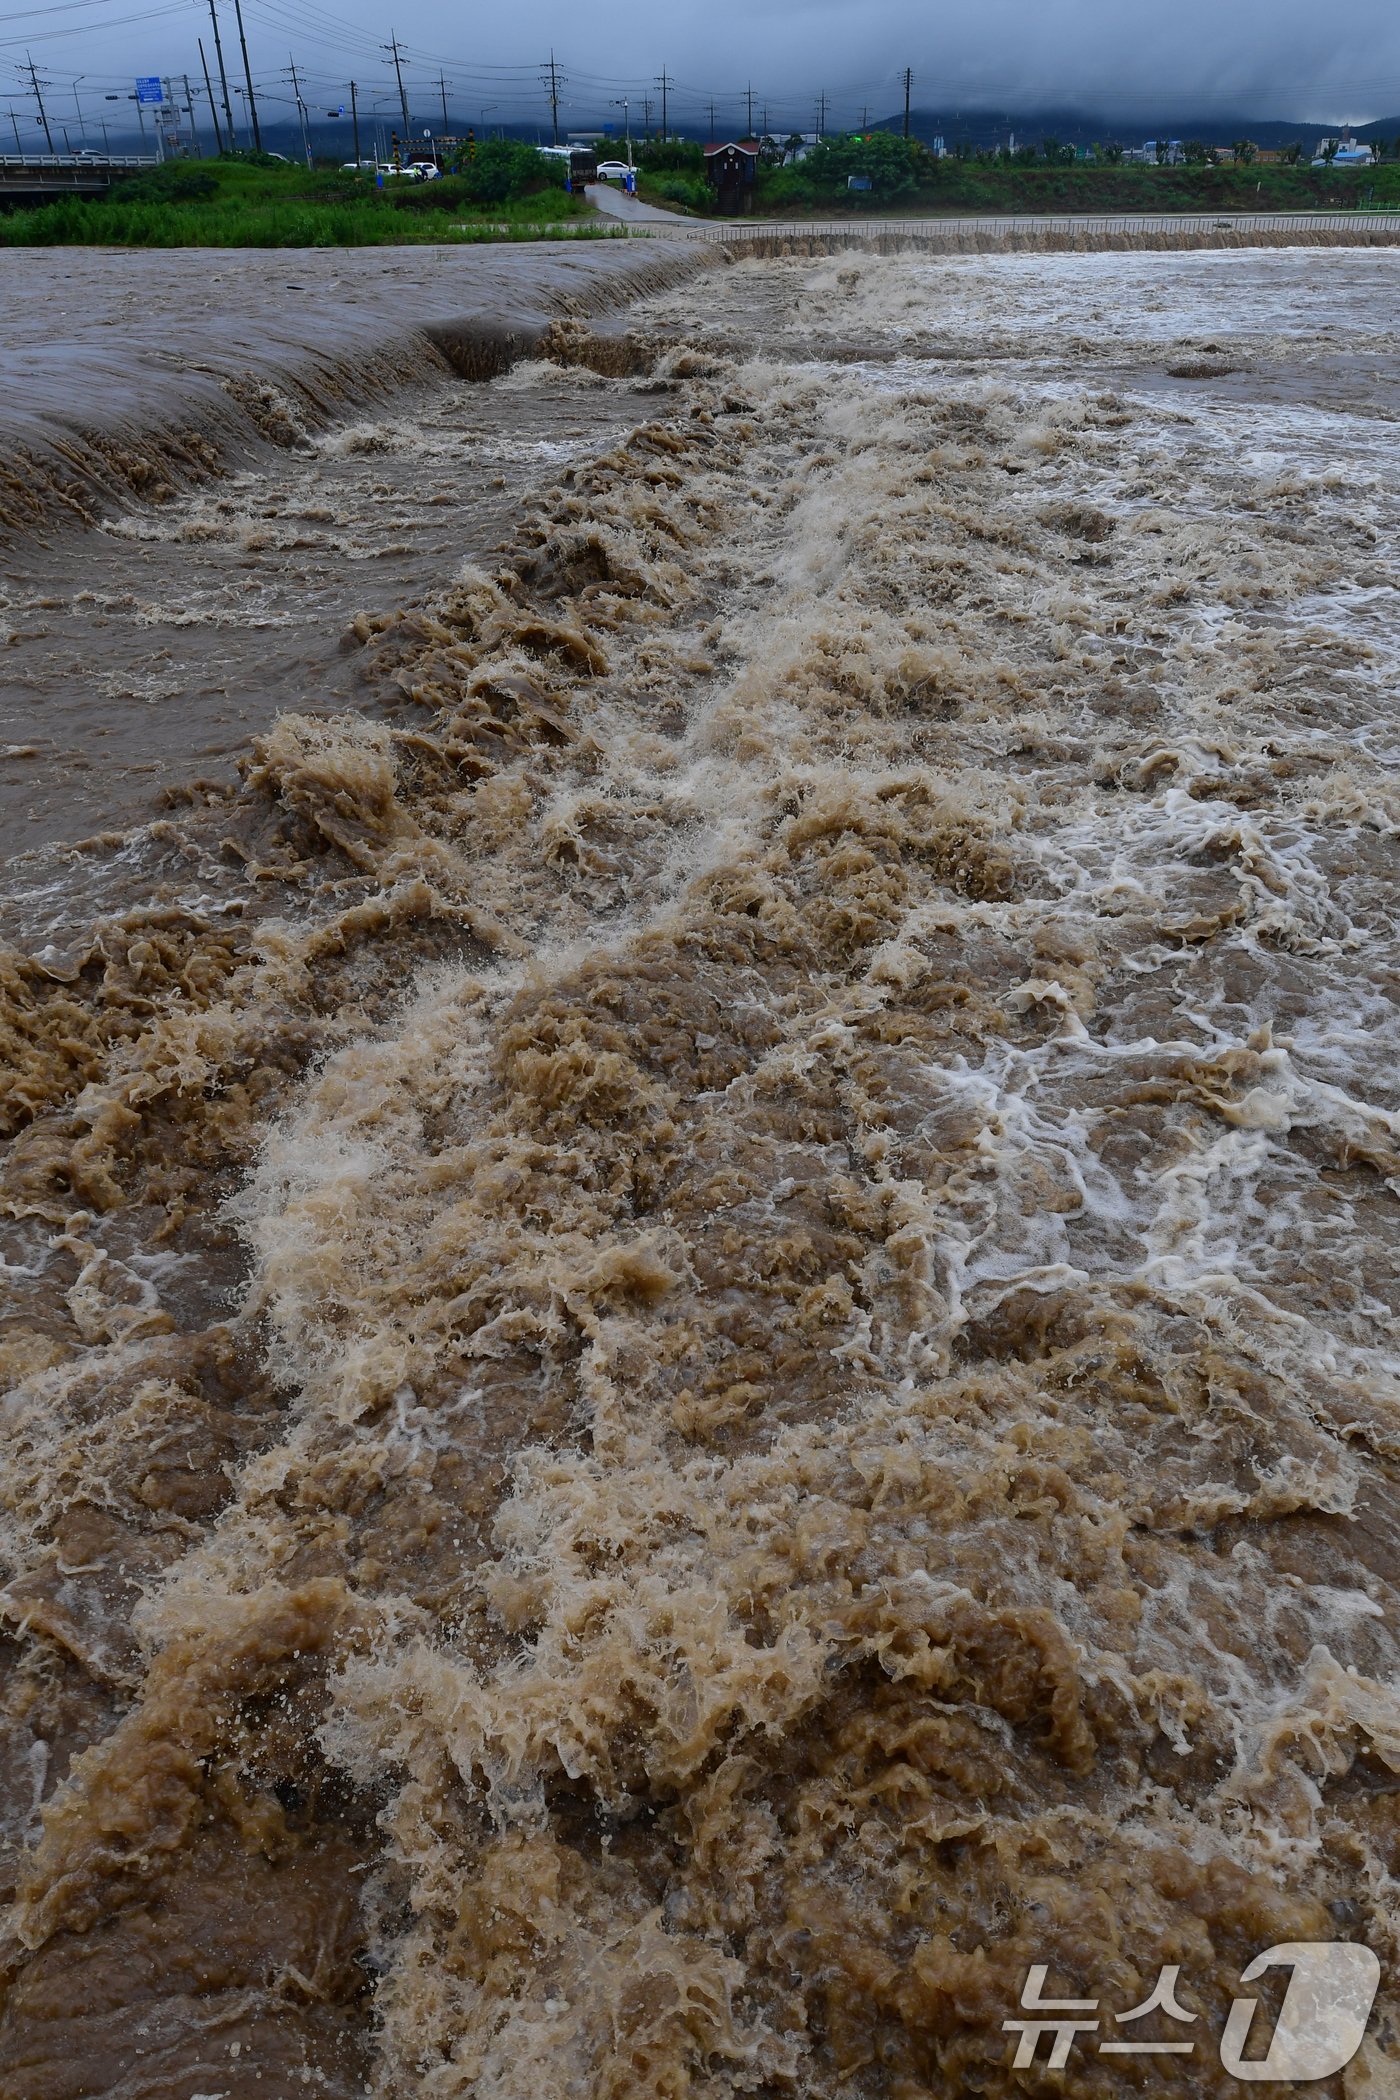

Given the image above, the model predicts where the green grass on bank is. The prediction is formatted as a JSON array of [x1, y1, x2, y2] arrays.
[[634, 134, 1400, 219], [0, 150, 607, 247]]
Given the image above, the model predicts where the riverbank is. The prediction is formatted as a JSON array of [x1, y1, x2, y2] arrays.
[[0, 154, 599, 249], [637, 156, 1400, 221]]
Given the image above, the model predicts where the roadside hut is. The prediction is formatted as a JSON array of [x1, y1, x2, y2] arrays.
[[703, 140, 759, 214]]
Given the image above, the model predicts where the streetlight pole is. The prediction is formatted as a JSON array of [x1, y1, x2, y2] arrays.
[[610, 96, 631, 167]]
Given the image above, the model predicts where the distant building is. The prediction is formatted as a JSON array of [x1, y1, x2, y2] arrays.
[[703, 140, 759, 213], [1127, 139, 1185, 165], [1314, 136, 1373, 165]]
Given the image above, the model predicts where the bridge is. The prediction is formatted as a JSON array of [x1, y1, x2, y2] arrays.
[[0, 153, 159, 205]]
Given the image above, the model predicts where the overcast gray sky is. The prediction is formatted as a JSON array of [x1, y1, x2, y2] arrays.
[[5, 0, 1399, 142]]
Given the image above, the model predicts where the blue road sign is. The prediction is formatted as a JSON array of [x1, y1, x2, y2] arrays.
[[136, 77, 163, 105]]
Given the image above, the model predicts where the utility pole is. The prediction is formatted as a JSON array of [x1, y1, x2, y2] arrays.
[[707, 99, 716, 142], [541, 50, 563, 145], [25, 54, 52, 153], [206, 0, 235, 148], [744, 83, 753, 136], [385, 33, 410, 141], [655, 69, 672, 141], [437, 71, 449, 134], [182, 73, 202, 156], [350, 79, 360, 166], [198, 40, 225, 153], [641, 95, 653, 140], [762, 101, 770, 136], [288, 56, 311, 166], [814, 91, 829, 140], [230, 0, 260, 149], [900, 67, 913, 139]]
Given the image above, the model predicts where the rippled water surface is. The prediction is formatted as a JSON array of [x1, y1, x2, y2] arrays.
[[1, 245, 1400, 2098]]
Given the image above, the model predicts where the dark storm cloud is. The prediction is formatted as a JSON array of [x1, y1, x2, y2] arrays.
[[8, 0, 1398, 129]]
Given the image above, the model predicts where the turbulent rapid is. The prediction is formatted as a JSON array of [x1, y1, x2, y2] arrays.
[[1, 242, 1400, 2098]]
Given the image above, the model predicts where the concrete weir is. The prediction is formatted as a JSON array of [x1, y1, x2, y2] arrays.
[[0, 240, 714, 541]]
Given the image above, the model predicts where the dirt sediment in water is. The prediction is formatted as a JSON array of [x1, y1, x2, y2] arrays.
[[0, 242, 711, 545], [1, 247, 1400, 2096]]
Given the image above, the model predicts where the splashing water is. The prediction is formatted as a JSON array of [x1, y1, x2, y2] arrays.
[[1, 245, 1400, 2097]]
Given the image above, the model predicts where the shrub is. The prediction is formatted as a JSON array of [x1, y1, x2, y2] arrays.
[[798, 129, 934, 201], [646, 174, 708, 210], [453, 138, 564, 205], [755, 167, 817, 211], [636, 139, 704, 175], [111, 163, 219, 203]]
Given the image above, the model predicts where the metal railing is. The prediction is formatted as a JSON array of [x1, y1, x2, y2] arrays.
[[0, 154, 158, 171]]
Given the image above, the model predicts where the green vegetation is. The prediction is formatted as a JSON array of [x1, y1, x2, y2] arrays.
[[633, 139, 709, 213], [636, 127, 1400, 219], [0, 148, 603, 247]]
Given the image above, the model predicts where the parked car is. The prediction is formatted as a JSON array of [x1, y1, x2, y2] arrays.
[[341, 158, 378, 171], [406, 160, 440, 180], [595, 159, 632, 180]]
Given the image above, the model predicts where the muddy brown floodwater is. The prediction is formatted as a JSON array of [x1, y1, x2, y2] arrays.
[[1, 239, 1400, 2100]]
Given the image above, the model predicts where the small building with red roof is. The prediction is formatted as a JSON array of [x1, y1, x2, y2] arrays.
[[703, 139, 760, 213]]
